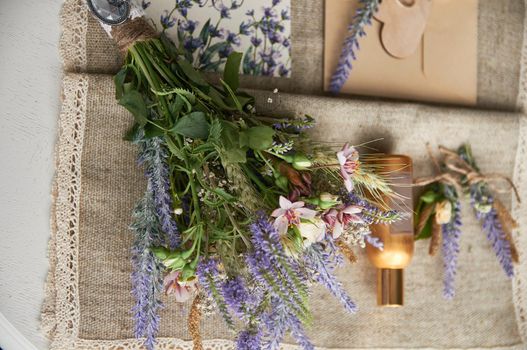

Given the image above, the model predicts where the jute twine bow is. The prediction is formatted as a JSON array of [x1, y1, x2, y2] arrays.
[[415, 144, 521, 203], [414, 144, 520, 261], [111, 17, 158, 56]]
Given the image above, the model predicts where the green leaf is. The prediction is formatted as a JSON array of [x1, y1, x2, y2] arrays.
[[239, 126, 275, 151], [221, 79, 242, 111], [123, 123, 141, 141], [178, 58, 208, 86], [420, 190, 440, 204], [220, 121, 246, 163], [144, 123, 164, 139], [223, 51, 243, 91], [171, 111, 210, 139], [415, 216, 434, 240], [161, 32, 181, 59], [212, 188, 236, 202], [165, 136, 185, 161], [209, 87, 236, 111], [169, 95, 185, 120], [114, 67, 128, 99], [118, 90, 148, 126], [199, 19, 211, 46]]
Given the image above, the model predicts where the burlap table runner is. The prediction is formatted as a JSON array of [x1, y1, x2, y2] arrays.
[[42, 0, 527, 349]]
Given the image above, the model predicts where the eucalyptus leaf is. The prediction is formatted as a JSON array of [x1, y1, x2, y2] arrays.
[[239, 126, 275, 151], [118, 90, 148, 126], [223, 51, 243, 91], [171, 111, 210, 139]]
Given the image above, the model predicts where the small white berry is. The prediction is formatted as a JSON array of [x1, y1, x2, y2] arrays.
[[173, 208, 183, 215]]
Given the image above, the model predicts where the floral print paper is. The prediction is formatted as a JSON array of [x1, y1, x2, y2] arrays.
[[142, 0, 291, 77]]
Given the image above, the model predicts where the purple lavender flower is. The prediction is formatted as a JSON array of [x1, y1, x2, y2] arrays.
[[184, 37, 204, 51], [141, 0, 151, 9], [222, 276, 250, 319], [239, 21, 252, 36], [181, 19, 198, 33], [130, 192, 165, 350], [209, 25, 224, 38], [263, 298, 314, 350], [346, 192, 401, 224], [272, 0, 281, 6], [263, 7, 276, 18], [268, 31, 282, 44], [219, 5, 231, 19], [304, 243, 358, 313], [160, 11, 176, 29], [282, 38, 290, 48], [237, 329, 263, 350], [246, 9, 255, 16], [441, 200, 462, 299], [138, 137, 180, 249], [468, 183, 514, 278], [219, 45, 234, 58], [278, 65, 289, 77], [250, 36, 263, 47], [246, 214, 310, 319], [364, 234, 384, 250], [226, 31, 241, 46], [329, 0, 380, 93], [196, 258, 234, 328], [281, 8, 290, 20], [479, 207, 514, 278]]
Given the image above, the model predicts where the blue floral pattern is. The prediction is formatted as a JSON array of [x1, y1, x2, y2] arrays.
[[144, 0, 292, 77]]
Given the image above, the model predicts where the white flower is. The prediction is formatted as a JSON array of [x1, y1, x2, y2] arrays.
[[435, 200, 452, 225], [271, 196, 317, 235], [297, 217, 326, 247]]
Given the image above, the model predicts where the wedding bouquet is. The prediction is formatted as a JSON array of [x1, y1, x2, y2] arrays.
[[111, 16, 401, 350]]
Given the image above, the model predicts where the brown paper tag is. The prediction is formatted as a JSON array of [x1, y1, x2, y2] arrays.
[[324, 0, 478, 106]]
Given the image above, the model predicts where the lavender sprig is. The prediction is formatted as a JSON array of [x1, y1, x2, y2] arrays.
[[196, 258, 235, 329], [138, 137, 181, 249], [329, 0, 380, 93], [263, 297, 314, 350], [478, 206, 514, 278], [441, 200, 462, 299], [130, 191, 165, 350], [236, 329, 263, 350], [346, 192, 402, 224], [304, 243, 358, 313]]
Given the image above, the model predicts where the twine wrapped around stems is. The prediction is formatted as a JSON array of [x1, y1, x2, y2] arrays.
[[110, 17, 158, 55], [414, 145, 520, 203], [414, 144, 520, 259]]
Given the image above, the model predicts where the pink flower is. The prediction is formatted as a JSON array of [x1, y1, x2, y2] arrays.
[[271, 196, 317, 235], [323, 205, 363, 239], [164, 271, 197, 302], [337, 143, 359, 192]]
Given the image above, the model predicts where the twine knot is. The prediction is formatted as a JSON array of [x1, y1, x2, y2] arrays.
[[111, 17, 158, 55]]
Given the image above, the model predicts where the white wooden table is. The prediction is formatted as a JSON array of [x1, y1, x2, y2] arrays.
[[0, 0, 63, 349]]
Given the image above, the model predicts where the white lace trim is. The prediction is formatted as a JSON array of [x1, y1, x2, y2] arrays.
[[42, 74, 88, 348], [60, 0, 88, 72]]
